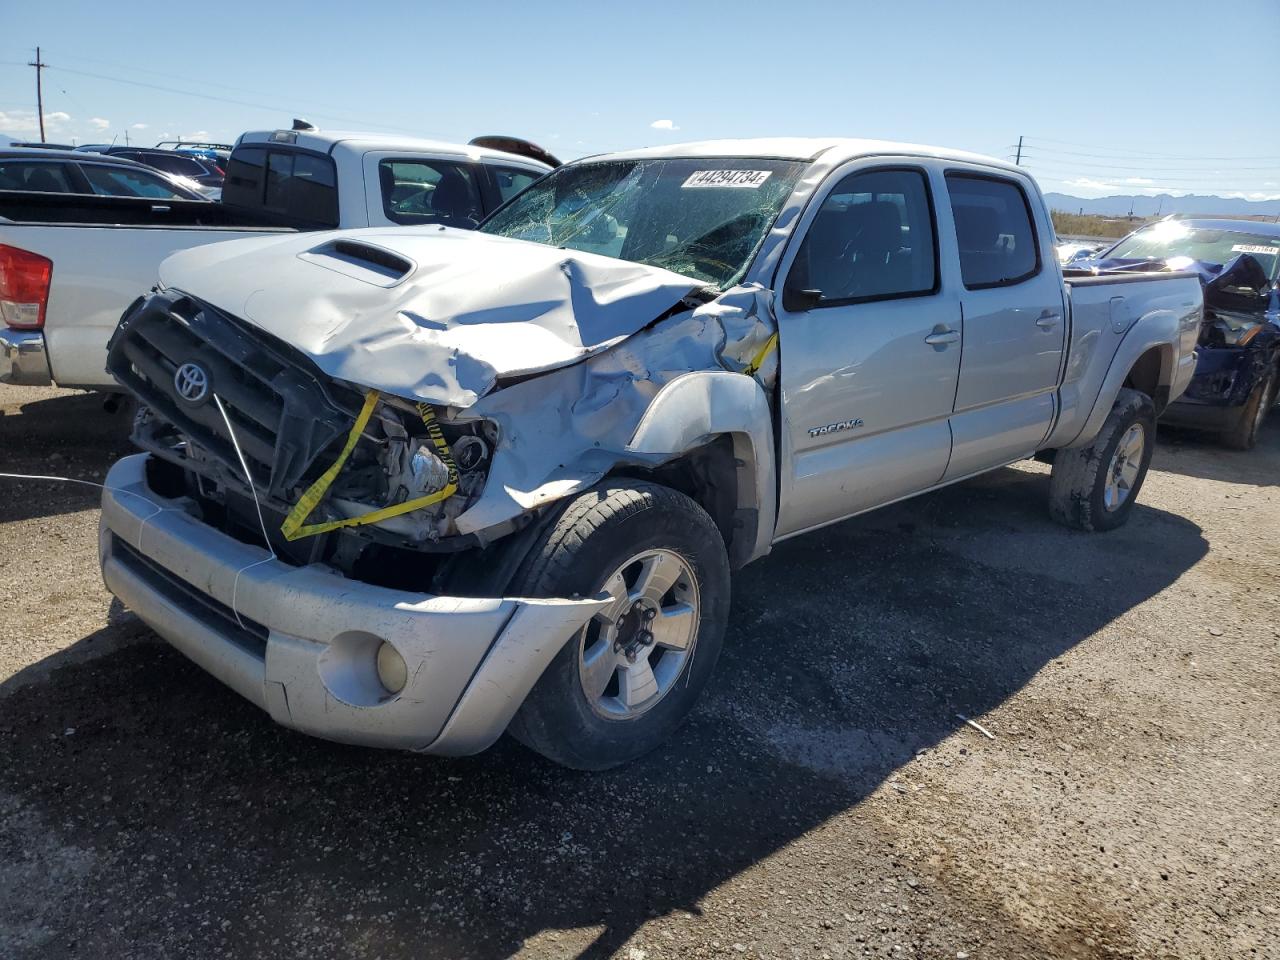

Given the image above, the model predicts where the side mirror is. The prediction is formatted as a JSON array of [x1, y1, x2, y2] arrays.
[[785, 287, 824, 311]]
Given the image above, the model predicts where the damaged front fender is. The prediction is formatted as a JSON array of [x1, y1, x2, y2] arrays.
[[455, 283, 781, 559]]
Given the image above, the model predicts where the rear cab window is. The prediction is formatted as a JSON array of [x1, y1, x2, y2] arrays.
[[223, 145, 338, 226], [946, 173, 1040, 288]]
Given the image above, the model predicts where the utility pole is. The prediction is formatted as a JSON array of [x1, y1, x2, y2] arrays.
[[1014, 135, 1023, 165], [27, 47, 48, 143]]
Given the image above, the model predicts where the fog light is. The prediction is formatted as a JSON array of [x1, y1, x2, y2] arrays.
[[376, 642, 408, 694]]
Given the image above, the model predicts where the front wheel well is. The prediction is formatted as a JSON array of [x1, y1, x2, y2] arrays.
[[608, 436, 746, 565]]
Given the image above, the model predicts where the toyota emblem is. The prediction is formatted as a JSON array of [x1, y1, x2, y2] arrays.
[[173, 361, 210, 404]]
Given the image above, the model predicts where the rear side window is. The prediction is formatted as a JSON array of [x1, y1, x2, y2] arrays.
[[223, 146, 338, 226], [80, 164, 187, 199], [143, 153, 206, 177], [785, 167, 938, 308], [946, 174, 1040, 288], [0, 160, 76, 193], [378, 159, 481, 226], [491, 166, 541, 204]]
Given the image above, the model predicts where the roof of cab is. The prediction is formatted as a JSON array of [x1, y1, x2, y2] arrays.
[[590, 137, 1022, 174], [236, 130, 554, 170]]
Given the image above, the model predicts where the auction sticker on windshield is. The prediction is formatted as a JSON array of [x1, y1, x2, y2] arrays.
[[682, 170, 773, 189], [1231, 243, 1279, 256]]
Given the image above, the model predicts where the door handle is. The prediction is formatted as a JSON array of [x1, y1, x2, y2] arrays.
[[1036, 310, 1062, 329], [924, 329, 960, 346]]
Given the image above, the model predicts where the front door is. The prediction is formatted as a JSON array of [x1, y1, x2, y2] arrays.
[[942, 171, 1066, 479], [775, 164, 963, 539]]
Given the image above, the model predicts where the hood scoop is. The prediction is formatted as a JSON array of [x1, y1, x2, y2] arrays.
[[297, 239, 415, 287]]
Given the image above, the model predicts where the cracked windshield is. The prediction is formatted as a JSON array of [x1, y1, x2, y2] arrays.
[[480, 157, 804, 288]]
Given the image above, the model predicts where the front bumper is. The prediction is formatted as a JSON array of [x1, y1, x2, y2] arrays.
[[1161, 346, 1256, 429], [99, 454, 606, 755], [0, 329, 52, 386]]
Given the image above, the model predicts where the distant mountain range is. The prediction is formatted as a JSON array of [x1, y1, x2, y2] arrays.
[[1045, 192, 1280, 218]]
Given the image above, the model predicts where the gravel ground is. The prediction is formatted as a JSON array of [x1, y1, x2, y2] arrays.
[[1, 383, 1277, 960]]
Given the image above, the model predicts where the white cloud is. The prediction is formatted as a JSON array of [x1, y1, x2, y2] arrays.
[[183, 130, 210, 141], [0, 110, 71, 135], [1122, 177, 1153, 185], [130, 123, 148, 130], [89, 117, 111, 131], [649, 119, 679, 131]]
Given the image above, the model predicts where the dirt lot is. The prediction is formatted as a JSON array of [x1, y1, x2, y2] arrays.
[[1, 383, 1277, 960]]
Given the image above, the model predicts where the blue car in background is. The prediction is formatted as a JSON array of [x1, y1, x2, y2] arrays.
[[1070, 219, 1280, 448]]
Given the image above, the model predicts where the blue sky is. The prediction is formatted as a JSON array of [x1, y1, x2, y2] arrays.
[[2, 0, 1278, 199]]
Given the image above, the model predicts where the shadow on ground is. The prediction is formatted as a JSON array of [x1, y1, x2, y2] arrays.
[[1153, 413, 1280, 487], [0, 456, 1209, 958], [0, 391, 134, 523]]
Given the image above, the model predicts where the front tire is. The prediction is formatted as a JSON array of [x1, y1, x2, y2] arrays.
[[1221, 366, 1276, 451], [1048, 387, 1156, 532], [506, 481, 730, 770]]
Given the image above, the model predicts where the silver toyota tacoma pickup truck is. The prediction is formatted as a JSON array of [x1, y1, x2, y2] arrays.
[[98, 138, 1202, 769]]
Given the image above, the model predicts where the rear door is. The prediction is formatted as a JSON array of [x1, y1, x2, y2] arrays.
[[942, 170, 1065, 479], [774, 162, 963, 538]]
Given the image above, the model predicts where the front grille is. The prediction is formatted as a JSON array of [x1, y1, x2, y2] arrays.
[[108, 290, 357, 500], [112, 535, 269, 655]]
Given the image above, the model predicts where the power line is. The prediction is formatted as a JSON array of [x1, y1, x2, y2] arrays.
[[43, 63, 435, 138], [1011, 149, 1276, 173], [1022, 135, 1277, 162], [1014, 161, 1278, 187]]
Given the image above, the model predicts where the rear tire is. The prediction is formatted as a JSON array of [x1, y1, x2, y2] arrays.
[[1048, 388, 1156, 532], [506, 480, 730, 770], [1221, 366, 1276, 451]]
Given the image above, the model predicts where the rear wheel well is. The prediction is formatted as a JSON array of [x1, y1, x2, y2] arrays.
[[1124, 347, 1170, 414]]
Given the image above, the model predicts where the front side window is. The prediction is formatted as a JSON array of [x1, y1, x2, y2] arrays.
[[0, 160, 76, 193], [947, 174, 1040, 288], [80, 164, 187, 199], [378, 159, 481, 226], [481, 157, 805, 289], [785, 168, 937, 307]]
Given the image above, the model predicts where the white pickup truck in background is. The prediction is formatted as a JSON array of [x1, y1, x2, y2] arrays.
[[97, 137, 1203, 770], [0, 129, 552, 389]]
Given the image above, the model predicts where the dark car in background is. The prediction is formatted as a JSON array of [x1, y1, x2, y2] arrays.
[[95, 147, 224, 196], [0, 148, 210, 202], [1070, 219, 1280, 448]]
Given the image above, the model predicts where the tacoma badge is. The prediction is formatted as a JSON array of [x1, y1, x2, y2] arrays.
[[808, 418, 863, 438]]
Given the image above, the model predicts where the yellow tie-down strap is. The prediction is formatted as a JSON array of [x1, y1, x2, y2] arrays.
[[280, 390, 459, 541], [742, 332, 778, 377]]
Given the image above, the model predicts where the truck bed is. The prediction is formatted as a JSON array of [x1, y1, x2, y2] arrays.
[[0, 213, 293, 388], [1045, 269, 1203, 448]]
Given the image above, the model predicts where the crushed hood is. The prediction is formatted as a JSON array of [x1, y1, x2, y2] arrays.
[[158, 226, 706, 407]]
